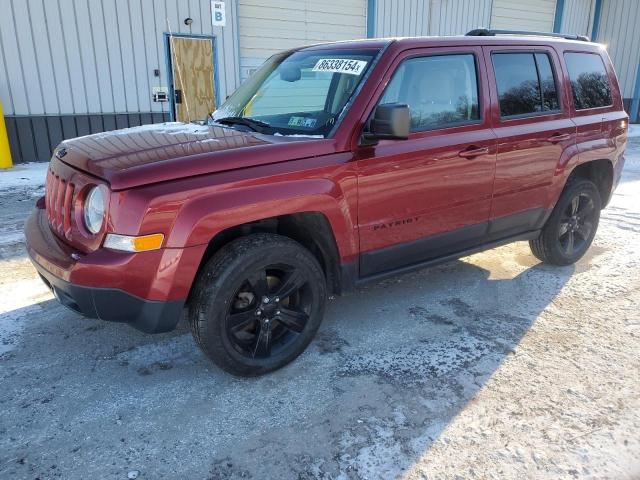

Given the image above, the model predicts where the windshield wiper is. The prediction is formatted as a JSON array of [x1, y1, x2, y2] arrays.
[[213, 116, 270, 133]]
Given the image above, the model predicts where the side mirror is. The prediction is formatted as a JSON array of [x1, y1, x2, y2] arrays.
[[363, 103, 411, 143]]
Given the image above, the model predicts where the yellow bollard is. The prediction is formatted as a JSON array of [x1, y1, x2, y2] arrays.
[[0, 98, 13, 169]]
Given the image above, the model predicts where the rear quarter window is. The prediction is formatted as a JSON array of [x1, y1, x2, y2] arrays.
[[564, 52, 612, 110]]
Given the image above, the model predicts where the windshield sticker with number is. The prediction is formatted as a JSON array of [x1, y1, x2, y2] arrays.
[[312, 58, 368, 76], [288, 117, 318, 128]]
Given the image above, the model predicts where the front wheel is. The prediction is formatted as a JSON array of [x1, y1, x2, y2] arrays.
[[530, 178, 601, 266], [189, 233, 326, 376]]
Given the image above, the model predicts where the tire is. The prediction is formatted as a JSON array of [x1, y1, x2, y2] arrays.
[[189, 233, 327, 376], [529, 178, 601, 266]]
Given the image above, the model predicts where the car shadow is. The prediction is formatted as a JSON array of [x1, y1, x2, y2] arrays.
[[0, 245, 574, 479]]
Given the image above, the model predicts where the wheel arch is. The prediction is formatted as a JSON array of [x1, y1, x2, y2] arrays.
[[188, 211, 345, 302], [566, 159, 614, 207]]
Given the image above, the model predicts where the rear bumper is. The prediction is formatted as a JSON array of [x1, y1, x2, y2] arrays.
[[613, 153, 625, 191], [25, 207, 189, 333]]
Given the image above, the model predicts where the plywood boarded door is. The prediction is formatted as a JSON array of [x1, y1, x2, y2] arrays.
[[170, 36, 216, 122]]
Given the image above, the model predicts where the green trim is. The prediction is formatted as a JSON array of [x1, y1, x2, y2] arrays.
[[591, 0, 603, 41], [553, 0, 565, 33], [631, 63, 640, 123], [367, 0, 376, 38]]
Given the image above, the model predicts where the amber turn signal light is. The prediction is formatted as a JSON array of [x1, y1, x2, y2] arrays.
[[103, 233, 164, 252]]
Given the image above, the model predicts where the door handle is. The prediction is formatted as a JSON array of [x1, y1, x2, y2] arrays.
[[458, 146, 489, 159], [546, 132, 571, 143], [174, 89, 183, 104]]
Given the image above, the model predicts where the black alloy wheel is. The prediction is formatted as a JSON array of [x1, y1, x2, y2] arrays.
[[530, 178, 602, 265], [225, 265, 312, 359], [557, 192, 597, 257], [189, 233, 326, 376]]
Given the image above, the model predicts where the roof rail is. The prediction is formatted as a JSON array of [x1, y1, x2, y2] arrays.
[[466, 28, 590, 42]]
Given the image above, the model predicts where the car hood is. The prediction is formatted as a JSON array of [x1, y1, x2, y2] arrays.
[[56, 122, 333, 190]]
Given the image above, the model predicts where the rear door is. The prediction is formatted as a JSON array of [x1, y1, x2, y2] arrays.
[[482, 45, 576, 237], [356, 46, 497, 277]]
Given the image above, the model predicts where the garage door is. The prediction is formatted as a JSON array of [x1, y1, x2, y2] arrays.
[[238, 0, 367, 80], [491, 0, 557, 32]]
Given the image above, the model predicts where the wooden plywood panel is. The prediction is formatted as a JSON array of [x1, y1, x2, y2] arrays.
[[170, 37, 216, 123]]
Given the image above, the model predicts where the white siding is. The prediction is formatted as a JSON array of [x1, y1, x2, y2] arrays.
[[429, 0, 492, 35], [375, 0, 430, 37], [0, 0, 240, 116], [560, 0, 594, 37], [238, 0, 366, 80], [596, 0, 640, 99], [373, 0, 492, 38], [490, 0, 557, 32]]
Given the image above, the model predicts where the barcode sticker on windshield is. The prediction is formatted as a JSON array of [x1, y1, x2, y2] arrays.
[[312, 59, 368, 75]]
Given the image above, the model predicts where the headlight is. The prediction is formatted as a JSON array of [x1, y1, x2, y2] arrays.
[[83, 187, 105, 234]]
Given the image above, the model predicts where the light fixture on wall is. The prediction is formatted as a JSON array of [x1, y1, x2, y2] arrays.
[[184, 18, 193, 26]]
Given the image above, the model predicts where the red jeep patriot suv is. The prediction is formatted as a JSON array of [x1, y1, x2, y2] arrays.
[[25, 30, 628, 375]]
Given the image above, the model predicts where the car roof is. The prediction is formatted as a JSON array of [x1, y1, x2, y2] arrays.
[[299, 34, 602, 52]]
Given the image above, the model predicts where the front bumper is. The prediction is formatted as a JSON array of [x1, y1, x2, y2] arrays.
[[25, 208, 187, 333], [32, 260, 184, 333]]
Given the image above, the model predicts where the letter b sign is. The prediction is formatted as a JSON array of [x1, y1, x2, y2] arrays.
[[211, 1, 226, 27]]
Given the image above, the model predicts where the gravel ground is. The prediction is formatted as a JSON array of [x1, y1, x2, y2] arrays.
[[0, 139, 639, 480]]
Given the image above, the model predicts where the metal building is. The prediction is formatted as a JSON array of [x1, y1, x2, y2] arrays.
[[0, 0, 638, 164]]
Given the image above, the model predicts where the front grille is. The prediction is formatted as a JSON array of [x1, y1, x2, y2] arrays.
[[45, 169, 75, 240]]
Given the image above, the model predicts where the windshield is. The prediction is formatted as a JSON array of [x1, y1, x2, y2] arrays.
[[211, 48, 379, 137]]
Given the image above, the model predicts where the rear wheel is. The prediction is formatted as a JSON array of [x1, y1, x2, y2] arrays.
[[529, 179, 601, 265], [189, 233, 326, 376]]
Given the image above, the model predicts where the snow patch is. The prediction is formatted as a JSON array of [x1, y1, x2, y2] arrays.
[[73, 122, 212, 142], [0, 278, 52, 355], [0, 162, 48, 191], [274, 132, 324, 139], [628, 124, 640, 138], [0, 231, 25, 247], [340, 332, 496, 385]]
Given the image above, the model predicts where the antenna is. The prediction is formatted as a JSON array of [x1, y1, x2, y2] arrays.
[[167, 18, 192, 123]]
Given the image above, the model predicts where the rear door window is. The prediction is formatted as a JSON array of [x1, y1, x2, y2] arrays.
[[564, 52, 612, 110], [379, 54, 480, 131], [492, 52, 561, 117]]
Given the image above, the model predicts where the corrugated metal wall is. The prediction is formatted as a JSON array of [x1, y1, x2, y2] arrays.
[[238, 0, 366, 81], [2, 0, 639, 164], [490, 0, 557, 31], [595, 0, 640, 100], [372, 0, 492, 37], [0, 0, 240, 163], [559, 0, 594, 36], [0, 0, 240, 116], [429, 0, 492, 35], [374, 0, 430, 37]]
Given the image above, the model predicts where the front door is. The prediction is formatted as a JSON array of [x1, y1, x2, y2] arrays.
[[356, 47, 497, 277], [169, 36, 216, 123]]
